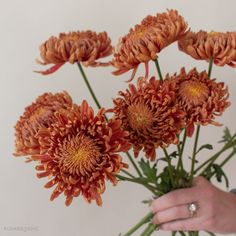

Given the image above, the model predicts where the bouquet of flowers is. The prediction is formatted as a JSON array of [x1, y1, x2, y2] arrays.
[[14, 9, 236, 236]]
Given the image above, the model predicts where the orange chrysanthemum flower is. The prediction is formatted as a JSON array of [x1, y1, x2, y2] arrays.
[[164, 68, 230, 136], [14, 91, 73, 158], [35, 30, 113, 75], [111, 9, 188, 81], [111, 77, 186, 160], [32, 101, 130, 206], [178, 31, 236, 67]]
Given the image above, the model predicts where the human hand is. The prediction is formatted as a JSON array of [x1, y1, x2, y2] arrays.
[[151, 176, 236, 234]]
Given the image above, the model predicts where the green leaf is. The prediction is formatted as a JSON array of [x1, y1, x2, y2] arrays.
[[142, 199, 153, 204], [212, 164, 229, 188], [188, 156, 198, 163], [169, 151, 179, 158], [201, 167, 212, 180], [219, 127, 232, 144], [196, 144, 213, 154], [156, 157, 168, 163], [156, 166, 174, 193], [138, 159, 158, 183]]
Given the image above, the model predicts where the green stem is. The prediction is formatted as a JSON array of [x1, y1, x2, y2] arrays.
[[177, 129, 187, 171], [190, 125, 201, 182], [122, 212, 153, 236], [126, 151, 143, 177], [153, 59, 163, 82], [179, 231, 188, 236], [121, 169, 136, 178], [77, 62, 102, 109], [163, 148, 175, 187], [198, 139, 236, 176], [140, 224, 157, 236], [116, 174, 161, 196], [206, 231, 216, 236], [189, 58, 214, 182], [172, 232, 177, 236], [77, 63, 143, 178], [172, 231, 177, 236], [208, 148, 236, 179], [219, 148, 236, 168], [208, 58, 214, 78]]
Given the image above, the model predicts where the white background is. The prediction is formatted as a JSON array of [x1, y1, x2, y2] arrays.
[[0, 0, 236, 235]]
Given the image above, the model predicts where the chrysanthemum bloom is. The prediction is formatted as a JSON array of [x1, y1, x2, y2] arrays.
[[35, 30, 113, 75], [164, 68, 230, 136], [14, 91, 73, 158], [178, 31, 236, 68], [111, 9, 188, 81], [32, 101, 130, 206], [111, 77, 186, 160]]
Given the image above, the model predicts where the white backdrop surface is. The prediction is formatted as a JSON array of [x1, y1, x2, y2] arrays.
[[0, 0, 236, 235]]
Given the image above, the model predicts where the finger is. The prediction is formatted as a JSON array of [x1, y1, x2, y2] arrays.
[[152, 204, 192, 225], [159, 218, 201, 231], [151, 187, 198, 213]]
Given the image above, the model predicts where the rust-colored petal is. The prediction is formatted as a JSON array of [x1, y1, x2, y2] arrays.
[[111, 9, 188, 81], [23, 100, 130, 206], [36, 30, 113, 74], [111, 76, 186, 160], [14, 91, 73, 157], [164, 68, 230, 136], [178, 31, 236, 68]]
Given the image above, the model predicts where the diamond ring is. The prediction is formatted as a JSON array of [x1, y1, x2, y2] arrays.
[[188, 202, 197, 217]]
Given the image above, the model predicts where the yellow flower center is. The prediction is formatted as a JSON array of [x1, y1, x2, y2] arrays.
[[127, 103, 153, 131], [179, 81, 209, 106], [59, 135, 101, 176]]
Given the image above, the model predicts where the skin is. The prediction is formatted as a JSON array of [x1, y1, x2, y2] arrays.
[[151, 176, 236, 234]]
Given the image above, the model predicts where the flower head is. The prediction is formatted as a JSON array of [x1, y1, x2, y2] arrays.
[[164, 68, 230, 136], [14, 91, 73, 158], [178, 31, 236, 67], [35, 30, 113, 74], [111, 77, 186, 160], [32, 101, 130, 206], [111, 9, 188, 81]]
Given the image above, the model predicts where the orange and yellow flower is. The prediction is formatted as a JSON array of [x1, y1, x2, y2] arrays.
[[35, 30, 113, 75], [178, 31, 236, 67], [164, 68, 230, 136], [31, 101, 130, 206], [111, 77, 186, 160], [14, 91, 73, 158], [111, 9, 188, 81]]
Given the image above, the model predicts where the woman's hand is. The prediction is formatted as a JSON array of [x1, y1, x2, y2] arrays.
[[151, 176, 236, 234]]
